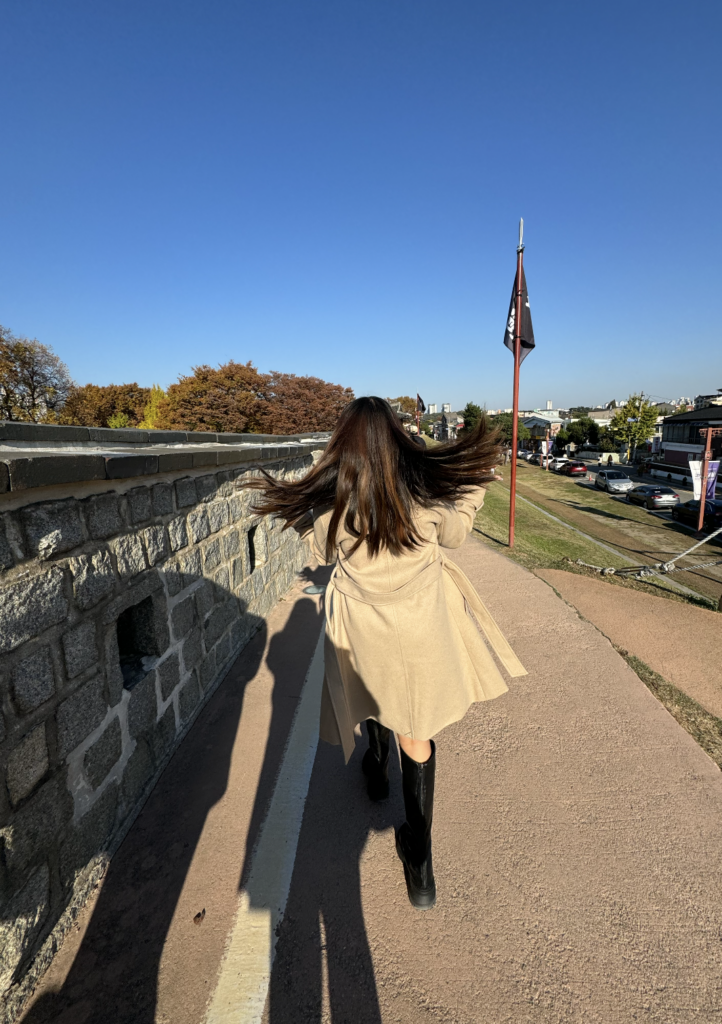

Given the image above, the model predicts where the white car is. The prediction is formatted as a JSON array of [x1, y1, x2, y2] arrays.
[[595, 469, 634, 493], [548, 458, 569, 472]]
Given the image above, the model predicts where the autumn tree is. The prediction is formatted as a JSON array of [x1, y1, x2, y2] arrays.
[[258, 372, 354, 434], [387, 396, 416, 416], [155, 361, 267, 433], [0, 326, 73, 421], [60, 383, 151, 428]]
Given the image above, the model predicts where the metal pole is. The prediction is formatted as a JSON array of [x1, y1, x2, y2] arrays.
[[697, 426, 713, 532], [508, 221, 524, 548]]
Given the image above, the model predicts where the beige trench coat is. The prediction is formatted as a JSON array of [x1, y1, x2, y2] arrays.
[[298, 486, 526, 762]]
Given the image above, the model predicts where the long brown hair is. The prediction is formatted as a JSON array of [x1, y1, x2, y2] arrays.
[[246, 396, 501, 559]]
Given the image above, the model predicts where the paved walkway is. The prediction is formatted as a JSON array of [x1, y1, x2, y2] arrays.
[[19, 540, 722, 1023], [536, 568, 722, 718]]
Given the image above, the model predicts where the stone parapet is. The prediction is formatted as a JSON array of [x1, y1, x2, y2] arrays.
[[0, 430, 327, 1020]]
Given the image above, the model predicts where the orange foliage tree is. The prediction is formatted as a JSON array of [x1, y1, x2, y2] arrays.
[[155, 361, 268, 433], [257, 372, 355, 434], [60, 383, 150, 428]]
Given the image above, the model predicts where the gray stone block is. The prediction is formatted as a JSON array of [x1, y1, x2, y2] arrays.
[[223, 529, 240, 560], [11, 647, 56, 715], [104, 454, 158, 479], [151, 482, 174, 517], [83, 717, 122, 790], [179, 672, 202, 723], [127, 486, 152, 524], [188, 508, 210, 544], [0, 422, 89, 441], [0, 567, 68, 655], [150, 704, 176, 764], [157, 653, 180, 701], [228, 495, 244, 522], [192, 450, 218, 468], [185, 431, 218, 444], [121, 739, 153, 810], [207, 501, 229, 533], [164, 560, 184, 598], [143, 525, 168, 566], [203, 537, 221, 573], [111, 534, 147, 578], [157, 451, 194, 473], [70, 548, 117, 610], [215, 631, 231, 670], [182, 628, 202, 673], [231, 556, 245, 591], [171, 596, 195, 641], [59, 782, 118, 888], [0, 516, 13, 569], [174, 478, 197, 508], [101, 569, 162, 624], [214, 565, 230, 593], [199, 652, 216, 690], [0, 863, 50, 992], [127, 671, 157, 739], [1, 776, 73, 882], [194, 580, 214, 621], [62, 620, 99, 679], [0, 460, 8, 494], [167, 516, 188, 552], [180, 547, 202, 587], [88, 427, 150, 444], [22, 501, 84, 560], [6, 724, 49, 806], [204, 599, 237, 650], [7, 455, 106, 491], [196, 475, 218, 502], [56, 675, 107, 759], [149, 431, 187, 444], [83, 493, 122, 539]]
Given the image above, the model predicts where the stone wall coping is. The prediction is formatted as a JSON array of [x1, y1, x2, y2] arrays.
[[0, 421, 330, 446], [0, 433, 330, 497]]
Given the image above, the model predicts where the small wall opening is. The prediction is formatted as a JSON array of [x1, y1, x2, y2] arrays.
[[117, 596, 159, 689], [248, 525, 257, 574]]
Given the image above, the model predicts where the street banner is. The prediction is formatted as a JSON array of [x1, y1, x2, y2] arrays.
[[689, 460, 720, 501], [504, 267, 535, 363], [540, 440, 548, 455]]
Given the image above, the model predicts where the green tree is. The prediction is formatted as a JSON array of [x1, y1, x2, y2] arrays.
[[608, 394, 658, 460], [457, 401, 483, 437], [599, 428, 617, 452], [566, 417, 599, 448], [489, 412, 530, 447], [554, 429, 570, 452]]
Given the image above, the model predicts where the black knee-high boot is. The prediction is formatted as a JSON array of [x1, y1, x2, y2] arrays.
[[395, 741, 436, 910], [361, 719, 390, 801]]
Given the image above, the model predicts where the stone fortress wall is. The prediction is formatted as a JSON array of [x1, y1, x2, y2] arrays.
[[0, 423, 328, 1021]]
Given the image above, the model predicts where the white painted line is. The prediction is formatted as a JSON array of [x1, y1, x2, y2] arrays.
[[205, 627, 325, 1024]]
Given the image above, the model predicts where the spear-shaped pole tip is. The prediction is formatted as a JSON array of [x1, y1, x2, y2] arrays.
[[518, 218, 524, 249]]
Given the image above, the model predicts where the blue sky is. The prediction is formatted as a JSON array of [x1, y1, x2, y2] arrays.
[[2, 0, 720, 411]]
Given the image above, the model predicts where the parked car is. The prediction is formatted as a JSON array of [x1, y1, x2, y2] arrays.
[[595, 469, 634, 493], [561, 461, 588, 476], [671, 500, 722, 530], [626, 485, 680, 510], [549, 458, 570, 473]]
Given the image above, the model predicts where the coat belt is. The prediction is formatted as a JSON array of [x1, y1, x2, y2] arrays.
[[328, 555, 527, 678]]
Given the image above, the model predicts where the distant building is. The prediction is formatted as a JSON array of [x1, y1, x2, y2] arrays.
[[546, 400, 553, 410], [442, 403, 451, 414], [660, 404, 722, 468], [693, 390, 722, 410], [523, 413, 565, 439], [428, 403, 437, 414]]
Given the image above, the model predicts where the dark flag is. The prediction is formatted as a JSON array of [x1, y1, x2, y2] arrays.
[[416, 394, 426, 413], [503, 269, 535, 363]]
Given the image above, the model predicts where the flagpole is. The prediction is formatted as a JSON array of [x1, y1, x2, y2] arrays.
[[508, 220, 524, 548]]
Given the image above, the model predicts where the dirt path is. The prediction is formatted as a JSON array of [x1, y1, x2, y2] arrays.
[[536, 567, 722, 718]]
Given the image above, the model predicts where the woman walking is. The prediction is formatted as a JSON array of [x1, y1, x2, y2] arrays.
[[248, 397, 526, 910]]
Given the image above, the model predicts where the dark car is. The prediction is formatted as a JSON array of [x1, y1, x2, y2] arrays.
[[626, 485, 680, 510], [561, 461, 587, 476], [671, 499, 722, 530]]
